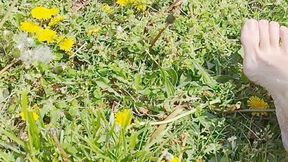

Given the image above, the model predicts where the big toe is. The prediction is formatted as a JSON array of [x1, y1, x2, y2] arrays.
[[241, 19, 259, 70], [241, 19, 260, 49]]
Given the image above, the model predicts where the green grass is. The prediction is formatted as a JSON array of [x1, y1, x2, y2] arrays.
[[1, 0, 288, 161]]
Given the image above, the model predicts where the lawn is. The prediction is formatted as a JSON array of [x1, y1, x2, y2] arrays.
[[0, 0, 288, 161]]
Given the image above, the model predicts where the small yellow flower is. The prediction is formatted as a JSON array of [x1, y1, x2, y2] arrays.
[[58, 38, 74, 52], [19, 21, 42, 33], [87, 27, 101, 36], [247, 96, 269, 116], [116, 0, 146, 11], [20, 111, 39, 121], [170, 157, 179, 162], [116, 0, 130, 6], [49, 8, 59, 15], [36, 28, 57, 43], [115, 109, 132, 128], [31, 7, 59, 20], [48, 16, 64, 27], [101, 4, 114, 14], [135, 4, 146, 11], [134, 0, 147, 11]]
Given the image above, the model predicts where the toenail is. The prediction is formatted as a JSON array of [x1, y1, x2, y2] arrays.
[[281, 26, 288, 31], [270, 21, 279, 26], [259, 20, 268, 24], [247, 19, 256, 23]]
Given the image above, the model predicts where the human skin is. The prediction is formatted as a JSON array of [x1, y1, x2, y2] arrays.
[[241, 19, 288, 150]]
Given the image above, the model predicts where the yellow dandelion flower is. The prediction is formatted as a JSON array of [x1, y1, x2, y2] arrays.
[[115, 109, 132, 128], [116, 0, 130, 6], [247, 96, 269, 116], [58, 38, 74, 52], [134, 0, 147, 11], [36, 28, 57, 43], [48, 16, 64, 27], [135, 4, 146, 11], [20, 111, 39, 121], [49, 8, 59, 15], [116, 0, 146, 10], [19, 21, 42, 33], [87, 27, 101, 36], [31, 7, 59, 20], [170, 157, 179, 162], [101, 4, 114, 14]]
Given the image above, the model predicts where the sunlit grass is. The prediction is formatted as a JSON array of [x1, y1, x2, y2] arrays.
[[0, 0, 287, 161]]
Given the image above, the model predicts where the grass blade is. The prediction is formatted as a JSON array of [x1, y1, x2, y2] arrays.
[[21, 91, 40, 152]]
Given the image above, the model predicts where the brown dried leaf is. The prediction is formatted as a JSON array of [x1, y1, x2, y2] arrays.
[[139, 107, 149, 115], [148, 106, 184, 143], [167, 0, 183, 13], [72, 0, 88, 11]]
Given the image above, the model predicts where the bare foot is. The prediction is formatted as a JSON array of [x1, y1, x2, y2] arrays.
[[241, 19, 288, 150]]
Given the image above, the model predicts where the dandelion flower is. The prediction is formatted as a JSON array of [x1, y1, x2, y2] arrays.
[[170, 157, 179, 162], [20, 111, 39, 121], [116, 0, 130, 6], [135, 4, 146, 11], [115, 109, 132, 128], [134, 0, 147, 11], [87, 27, 101, 36], [49, 8, 59, 15], [101, 4, 114, 14], [116, 0, 146, 11], [48, 16, 64, 27], [31, 7, 59, 20], [36, 28, 57, 43], [247, 96, 269, 116], [19, 21, 41, 33], [58, 38, 74, 52]]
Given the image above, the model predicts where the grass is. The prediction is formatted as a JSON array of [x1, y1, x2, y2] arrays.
[[0, 0, 288, 161]]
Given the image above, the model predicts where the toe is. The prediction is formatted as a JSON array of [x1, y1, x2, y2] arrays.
[[259, 20, 270, 49], [280, 26, 288, 51], [241, 19, 259, 47], [241, 19, 259, 73], [269, 21, 280, 47]]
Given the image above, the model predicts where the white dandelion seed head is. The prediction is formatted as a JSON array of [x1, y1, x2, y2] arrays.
[[14, 33, 53, 65], [19, 49, 34, 64], [32, 45, 53, 63], [18, 45, 53, 65], [13, 33, 34, 51]]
